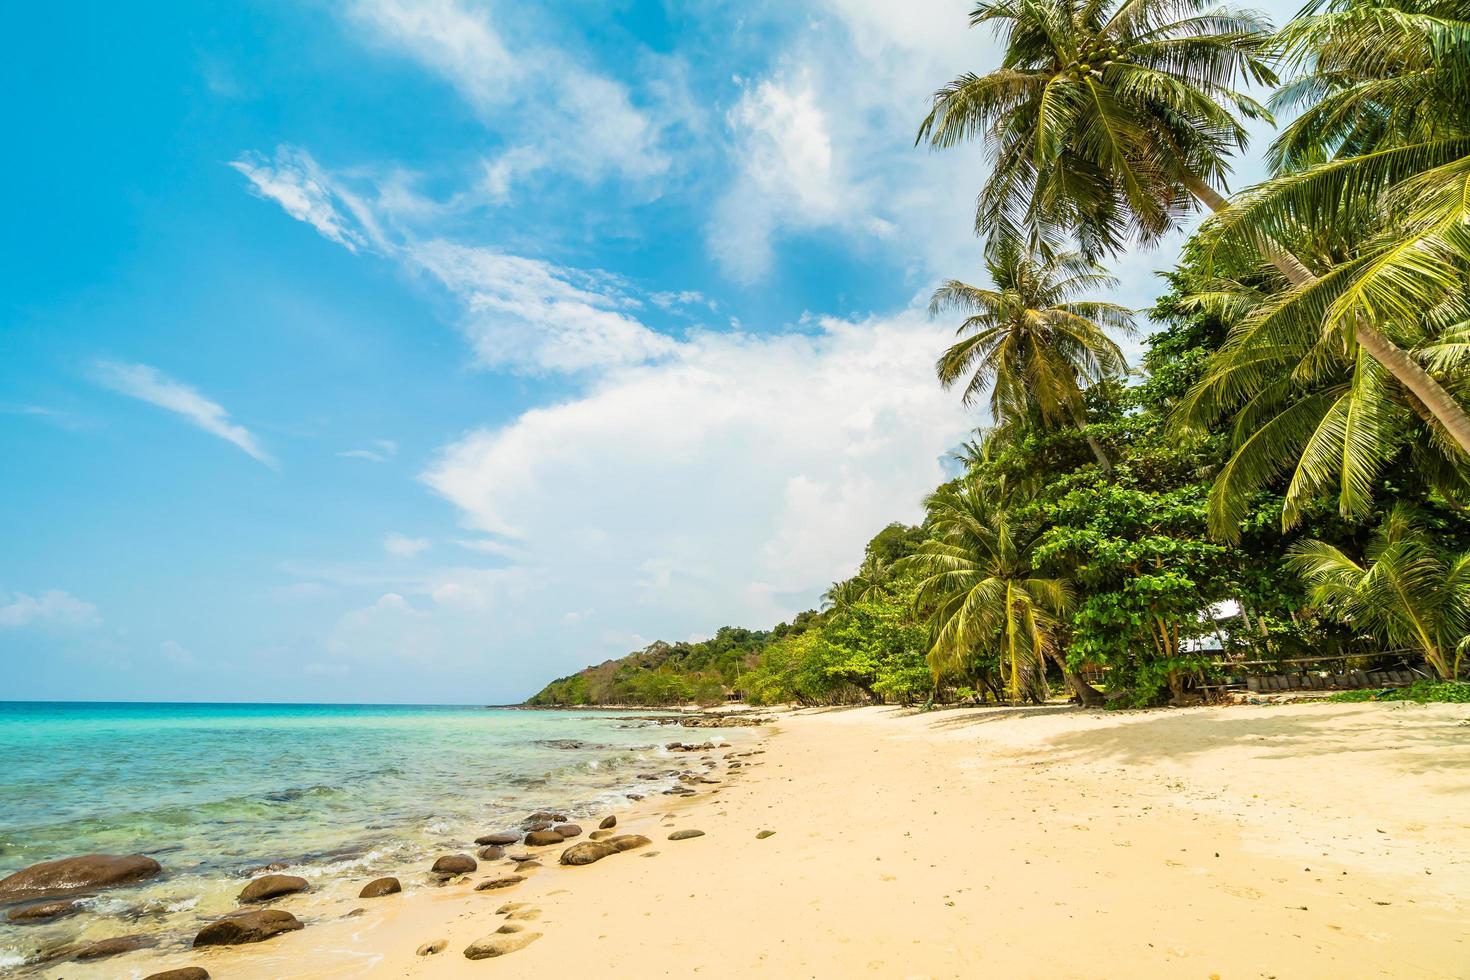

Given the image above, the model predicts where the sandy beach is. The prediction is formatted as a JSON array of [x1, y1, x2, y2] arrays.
[[66, 700, 1470, 979]]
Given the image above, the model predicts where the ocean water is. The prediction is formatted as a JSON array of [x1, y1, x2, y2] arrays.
[[0, 701, 739, 972]]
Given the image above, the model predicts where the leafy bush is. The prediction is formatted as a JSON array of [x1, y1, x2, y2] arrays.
[[1327, 680, 1470, 704]]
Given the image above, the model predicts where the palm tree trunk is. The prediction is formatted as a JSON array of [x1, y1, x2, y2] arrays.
[[1183, 175, 1470, 456], [1048, 648, 1105, 706], [1065, 401, 1113, 474]]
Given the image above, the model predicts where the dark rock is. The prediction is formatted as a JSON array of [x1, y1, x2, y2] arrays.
[[143, 969, 210, 980], [5, 898, 79, 923], [72, 934, 155, 960], [477, 845, 506, 861], [668, 829, 705, 841], [588, 829, 614, 841], [506, 852, 533, 863], [358, 876, 401, 898], [626, 793, 643, 801], [522, 811, 565, 826], [553, 823, 582, 838], [343, 908, 366, 918], [238, 873, 308, 903], [521, 821, 552, 833], [756, 830, 776, 839], [464, 930, 542, 959], [496, 923, 524, 934], [599, 815, 617, 829], [523, 830, 564, 847], [475, 832, 521, 846], [513, 860, 541, 872], [417, 939, 447, 956], [194, 909, 305, 947], [473, 875, 525, 891], [608, 834, 653, 852], [430, 854, 477, 876], [0, 854, 162, 901], [559, 841, 618, 866]]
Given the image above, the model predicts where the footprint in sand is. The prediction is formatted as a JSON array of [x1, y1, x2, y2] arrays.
[[1223, 883, 1263, 900]]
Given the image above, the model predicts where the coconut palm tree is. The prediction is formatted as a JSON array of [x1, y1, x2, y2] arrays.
[[1199, 0, 1470, 453], [899, 479, 1086, 704], [1176, 268, 1470, 538], [822, 556, 891, 619], [930, 240, 1135, 472], [1289, 505, 1470, 680], [918, 0, 1470, 455]]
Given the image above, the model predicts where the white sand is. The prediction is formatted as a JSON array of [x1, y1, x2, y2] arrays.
[[86, 701, 1470, 978]]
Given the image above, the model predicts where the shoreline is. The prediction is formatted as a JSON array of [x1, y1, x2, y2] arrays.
[[40, 700, 1470, 978]]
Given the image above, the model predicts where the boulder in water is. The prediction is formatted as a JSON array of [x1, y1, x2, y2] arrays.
[[71, 934, 156, 961], [0, 854, 162, 900], [193, 909, 304, 947], [5, 898, 79, 923], [475, 832, 520, 846], [238, 874, 308, 903]]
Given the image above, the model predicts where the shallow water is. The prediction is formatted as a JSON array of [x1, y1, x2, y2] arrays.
[[0, 701, 733, 970]]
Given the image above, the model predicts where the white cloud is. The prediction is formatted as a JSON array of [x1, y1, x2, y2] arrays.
[[384, 532, 432, 558], [231, 147, 376, 253], [94, 362, 276, 468], [233, 150, 678, 375], [712, 76, 849, 282], [422, 307, 974, 634], [346, 0, 671, 192], [0, 590, 101, 630], [339, 439, 399, 463], [410, 241, 678, 373]]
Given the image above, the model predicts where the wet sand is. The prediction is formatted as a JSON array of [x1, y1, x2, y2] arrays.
[[68, 701, 1470, 978]]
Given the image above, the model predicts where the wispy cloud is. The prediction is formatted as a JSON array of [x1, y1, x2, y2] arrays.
[[94, 361, 276, 468], [384, 532, 432, 558], [338, 439, 400, 463], [345, 0, 673, 194], [232, 148, 680, 374], [0, 589, 101, 629], [231, 146, 380, 253]]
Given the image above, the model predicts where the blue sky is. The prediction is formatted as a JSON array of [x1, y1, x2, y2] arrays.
[[2, 0, 1294, 703]]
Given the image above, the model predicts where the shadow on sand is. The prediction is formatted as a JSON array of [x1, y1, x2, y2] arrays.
[[920, 702, 1470, 784]]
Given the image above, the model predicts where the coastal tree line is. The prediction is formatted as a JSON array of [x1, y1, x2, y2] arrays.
[[529, 0, 1470, 710]]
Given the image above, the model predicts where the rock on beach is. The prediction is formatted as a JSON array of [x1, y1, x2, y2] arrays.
[[430, 854, 477, 876], [193, 909, 304, 947], [559, 841, 619, 866], [358, 876, 401, 898], [464, 930, 542, 959]]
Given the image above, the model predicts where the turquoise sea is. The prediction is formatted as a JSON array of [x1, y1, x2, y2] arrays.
[[0, 701, 733, 971]]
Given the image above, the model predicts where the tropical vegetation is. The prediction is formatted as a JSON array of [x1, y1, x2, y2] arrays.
[[528, 0, 1470, 710]]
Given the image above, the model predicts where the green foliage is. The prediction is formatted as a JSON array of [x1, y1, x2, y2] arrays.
[[1291, 505, 1470, 679], [1326, 680, 1470, 703]]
